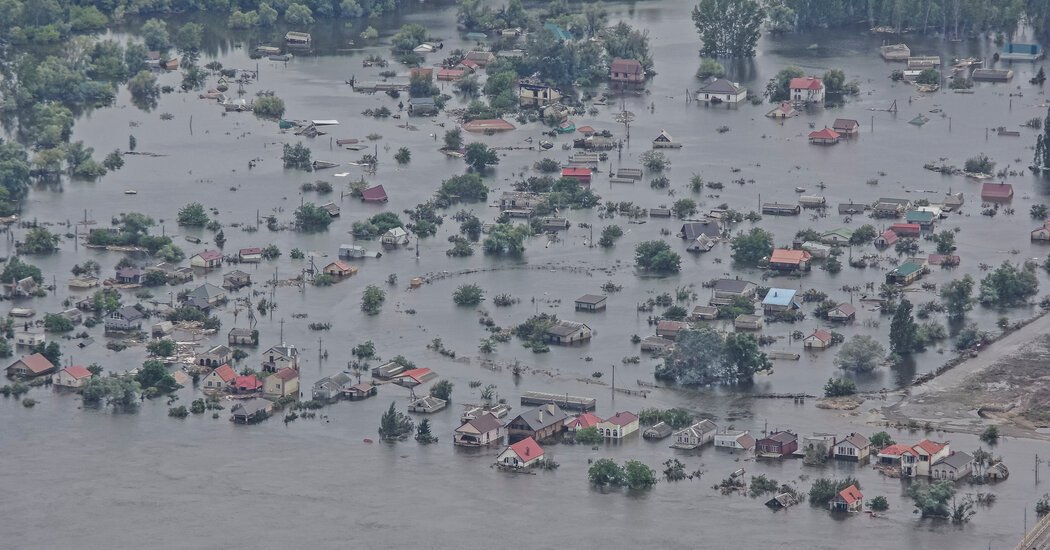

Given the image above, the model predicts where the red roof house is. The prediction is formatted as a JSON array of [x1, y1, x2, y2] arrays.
[[64, 365, 92, 379], [5, 353, 57, 379], [463, 119, 516, 133], [54, 365, 93, 388], [830, 484, 863, 512], [981, 182, 1013, 201], [889, 223, 921, 237], [497, 436, 545, 468], [789, 76, 825, 104], [394, 367, 437, 387], [361, 184, 388, 203], [769, 248, 812, 271], [808, 127, 840, 144], [234, 374, 263, 393], [561, 167, 592, 183], [610, 58, 645, 83], [214, 364, 236, 382], [437, 68, 466, 81], [565, 412, 601, 431], [874, 229, 898, 248], [803, 329, 834, 349], [790, 76, 825, 90]]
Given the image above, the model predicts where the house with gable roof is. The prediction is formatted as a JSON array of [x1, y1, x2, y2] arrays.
[[830, 484, 863, 512], [454, 413, 505, 447], [6, 353, 57, 379], [496, 436, 545, 468]]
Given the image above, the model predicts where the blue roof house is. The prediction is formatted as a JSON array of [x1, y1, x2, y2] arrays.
[[762, 288, 800, 314]]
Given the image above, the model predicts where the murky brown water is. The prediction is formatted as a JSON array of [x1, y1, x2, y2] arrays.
[[2, 2, 1049, 548]]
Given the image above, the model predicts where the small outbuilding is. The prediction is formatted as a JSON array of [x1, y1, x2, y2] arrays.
[[574, 294, 607, 312]]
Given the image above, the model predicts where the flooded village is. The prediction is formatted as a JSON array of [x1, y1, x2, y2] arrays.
[[3, 0, 1050, 548]]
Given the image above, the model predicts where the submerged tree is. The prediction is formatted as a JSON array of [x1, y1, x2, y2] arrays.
[[378, 402, 415, 441], [692, 0, 764, 58], [656, 327, 770, 385]]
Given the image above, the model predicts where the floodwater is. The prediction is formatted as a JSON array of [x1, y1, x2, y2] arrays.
[[2, 2, 1049, 548]]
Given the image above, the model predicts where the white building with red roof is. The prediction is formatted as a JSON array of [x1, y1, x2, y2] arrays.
[[596, 411, 640, 439], [190, 249, 223, 269], [903, 439, 950, 477], [803, 329, 834, 350], [54, 365, 93, 388], [496, 436, 544, 468], [789, 76, 825, 104]]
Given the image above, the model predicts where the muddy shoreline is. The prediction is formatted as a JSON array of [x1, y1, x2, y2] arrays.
[[878, 309, 1050, 441]]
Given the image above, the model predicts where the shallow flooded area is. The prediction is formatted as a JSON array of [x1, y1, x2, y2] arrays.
[[2, 1, 1050, 548]]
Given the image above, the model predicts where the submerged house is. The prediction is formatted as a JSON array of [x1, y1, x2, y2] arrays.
[[714, 429, 755, 451], [506, 403, 567, 442], [695, 78, 747, 105], [672, 419, 718, 449], [545, 321, 592, 345], [53, 365, 93, 388], [6, 353, 56, 379], [651, 129, 682, 148], [830, 485, 863, 512], [263, 367, 299, 399], [408, 395, 447, 414], [202, 364, 236, 391], [710, 279, 757, 305], [873, 229, 898, 248], [931, 451, 975, 481], [105, 306, 144, 333], [766, 102, 798, 119], [231, 398, 272, 424], [262, 344, 299, 373], [656, 320, 690, 340], [808, 127, 840, 145], [803, 329, 834, 350], [496, 436, 545, 468], [574, 294, 607, 312], [886, 262, 926, 285], [190, 250, 223, 269], [902, 439, 950, 478], [772, 247, 810, 270], [832, 118, 860, 136], [596, 411, 640, 439], [834, 433, 871, 461], [827, 303, 856, 323], [756, 431, 798, 457], [762, 289, 800, 314], [609, 58, 645, 84], [454, 413, 505, 447], [789, 76, 825, 104], [223, 270, 252, 290], [517, 77, 561, 107], [981, 182, 1014, 202], [361, 185, 389, 203]]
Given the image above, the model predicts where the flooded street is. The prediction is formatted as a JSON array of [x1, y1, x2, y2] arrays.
[[2, 1, 1049, 548]]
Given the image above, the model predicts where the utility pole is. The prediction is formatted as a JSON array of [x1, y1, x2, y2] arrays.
[[279, 317, 285, 344]]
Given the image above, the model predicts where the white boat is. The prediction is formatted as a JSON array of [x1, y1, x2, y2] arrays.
[[9, 307, 35, 317], [124, 190, 138, 195]]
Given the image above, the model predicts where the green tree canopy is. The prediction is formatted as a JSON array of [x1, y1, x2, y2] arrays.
[[692, 0, 764, 58]]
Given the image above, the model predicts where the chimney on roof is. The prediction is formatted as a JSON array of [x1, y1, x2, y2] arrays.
[[538, 408, 544, 422], [525, 446, 530, 456]]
